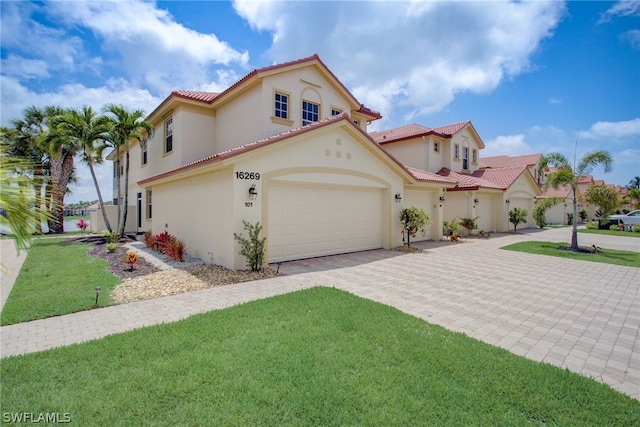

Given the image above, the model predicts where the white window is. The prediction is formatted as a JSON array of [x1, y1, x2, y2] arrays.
[[141, 138, 148, 165], [302, 100, 319, 126], [434, 142, 439, 153], [472, 149, 477, 164], [146, 190, 152, 219], [275, 92, 289, 119], [454, 144, 460, 159], [463, 147, 469, 170], [165, 118, 173, 154]]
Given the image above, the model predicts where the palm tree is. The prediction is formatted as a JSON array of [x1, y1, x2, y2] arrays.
[[0, 138, 50, 253], [52, 106, 113, 232], [627, 176, 640, 190], [7, 107, 53, 234], [39, 105, 78, 233], [104, 104, 154, 238], [541, 150, 613, 250]]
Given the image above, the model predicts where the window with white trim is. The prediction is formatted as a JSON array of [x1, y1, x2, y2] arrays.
[[331, 108, 342, 116], [146, 190, 152, 219], [302, 100, 319, 126], [454, 144, 460, 159], [275, 92, 289, 119], [472, 149, 477, 164], [434, 142, 439, 153], [165, 118, 173, 154], [463, 147, 469, 170], [141, 138, 148, 165]]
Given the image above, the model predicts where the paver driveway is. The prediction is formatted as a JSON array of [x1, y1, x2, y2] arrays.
[[1, 227, 638, 400]]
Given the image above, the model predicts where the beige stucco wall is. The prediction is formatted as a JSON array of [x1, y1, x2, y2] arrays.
[[449, 130, 482, 174], [179, 104, 216, 164], [152, 168, 235, 267], [89, 205, 137, 234]]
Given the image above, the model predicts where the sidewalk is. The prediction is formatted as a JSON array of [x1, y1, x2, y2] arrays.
[[0, 239, 28, 311], [1, 228, 638, 400]]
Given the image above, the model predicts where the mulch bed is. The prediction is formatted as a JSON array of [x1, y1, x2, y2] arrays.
[[72, 236, 161, 280]]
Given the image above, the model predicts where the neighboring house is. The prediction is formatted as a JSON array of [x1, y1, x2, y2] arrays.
[[480, 153, 543, 185], [110, 54, 458, 269], [537, 184, 573, 225], [370, 124, 541, 233]]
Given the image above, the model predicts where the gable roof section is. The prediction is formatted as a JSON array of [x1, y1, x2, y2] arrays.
[[405, 166, 458, 185], [371, 120, 485, 148], [436, 164, 532, 191], [139, 113, 409, 187], [539, 184, 572, 199], [148, 54, 381, 122], [480, 153, 542, 169]]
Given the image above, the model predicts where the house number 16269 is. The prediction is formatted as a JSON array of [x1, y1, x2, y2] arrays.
[[235, 172, 260, 180]]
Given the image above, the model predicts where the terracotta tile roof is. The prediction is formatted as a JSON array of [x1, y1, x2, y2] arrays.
[[405, 166, 458, 184], [578, 175, 593, 184], [369, 124, 431, 143], [139, 113, 400, 186], [431, 121, 471, 136], [539, 183, 572, 198], [370, 120, 473, 145], [148, 54, 380, 121], [173, 90, 219, 103], [480, 153, 542, 169], [593, 179, 605, 185], [436, 165, 529, 191]]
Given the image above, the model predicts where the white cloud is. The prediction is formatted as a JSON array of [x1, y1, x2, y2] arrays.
[[0, 75, 161, 125], [549, 97, 562, 105], [482, 134, 534, 157], [578, 118, 640, 141], [599, 0, 640, 23], [622, 29, 640, 49], [233, 0, 566, 120]]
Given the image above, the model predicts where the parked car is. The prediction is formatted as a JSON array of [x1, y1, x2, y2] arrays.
[[608, 210, 640, 227]]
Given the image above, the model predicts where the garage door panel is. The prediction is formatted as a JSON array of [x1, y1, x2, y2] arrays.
[[268, 184, 383, 262]]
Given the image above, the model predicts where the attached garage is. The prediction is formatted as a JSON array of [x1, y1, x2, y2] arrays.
[[267, 182, 384, 262]]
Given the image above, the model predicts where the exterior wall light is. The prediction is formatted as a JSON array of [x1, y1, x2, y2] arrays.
[[439, 196, 446, 203], [395, 193, 402, 203], [249, 184, 258, 200], [505, 199, 511, 204], [473, 198, 479, 205], [533, 196, 538, 204]]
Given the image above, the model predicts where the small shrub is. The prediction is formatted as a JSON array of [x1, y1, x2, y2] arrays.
[[234, 220, 266, 271], [632, 224, 640, 233], [155, 231, 172, 253], [76, 218, 89, 232], [586, 221, 599, 230], [143, 231, 157, 250], [399, 206, 429, 247], [609, 224, 621, 231], [443, 218, 460, 236], [566, 213, 573, 225], [509, 208, 528, 232], [101, 230, 119, 244], [579, 209, 588, 222], [106, 242, 118, 253], [122, 251, 138, 271], [459, 217, 478, 231], [164, 237, 186, 262]]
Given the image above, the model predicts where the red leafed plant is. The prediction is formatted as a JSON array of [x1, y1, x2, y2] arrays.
[[143, 231, 157, 250], [123, 251, 138, 271], [76, 218, 89, 232], [154, 231, 186, 262]]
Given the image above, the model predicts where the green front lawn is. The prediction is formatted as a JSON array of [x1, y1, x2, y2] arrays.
[[1, 238, 120, 326], [501, 241, 640, 267], [579, 228, 640, 238], [1, 287, 637, 425]]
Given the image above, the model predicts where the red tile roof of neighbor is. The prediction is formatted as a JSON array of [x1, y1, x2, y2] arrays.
[[539, 184, 572, 198], [405, 166, 458, 184], [578, 175, 594, 184], [435, 164, 529, 191], [151, 54, 381, 121], [370, 121, 472, 144], [479, 153, 542, 169]]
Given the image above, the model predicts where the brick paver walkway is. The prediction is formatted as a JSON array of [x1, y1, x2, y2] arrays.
[[1, 228, 638, 400]]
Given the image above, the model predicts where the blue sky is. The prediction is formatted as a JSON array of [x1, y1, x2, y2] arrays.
[[1, 0, 638, 203]]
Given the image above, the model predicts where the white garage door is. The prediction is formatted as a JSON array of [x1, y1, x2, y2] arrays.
[[268, 183, 383, 262]]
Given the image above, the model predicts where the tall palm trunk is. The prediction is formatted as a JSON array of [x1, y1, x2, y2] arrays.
[[48, 154, 64, 233], [119, 144, 130, 238], [86, 151, 112, 232]]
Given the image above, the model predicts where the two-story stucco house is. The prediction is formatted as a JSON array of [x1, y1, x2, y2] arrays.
[[105, 54, 542, 269], [105, 54, 459, 269], [370, 124, 541, 233]]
